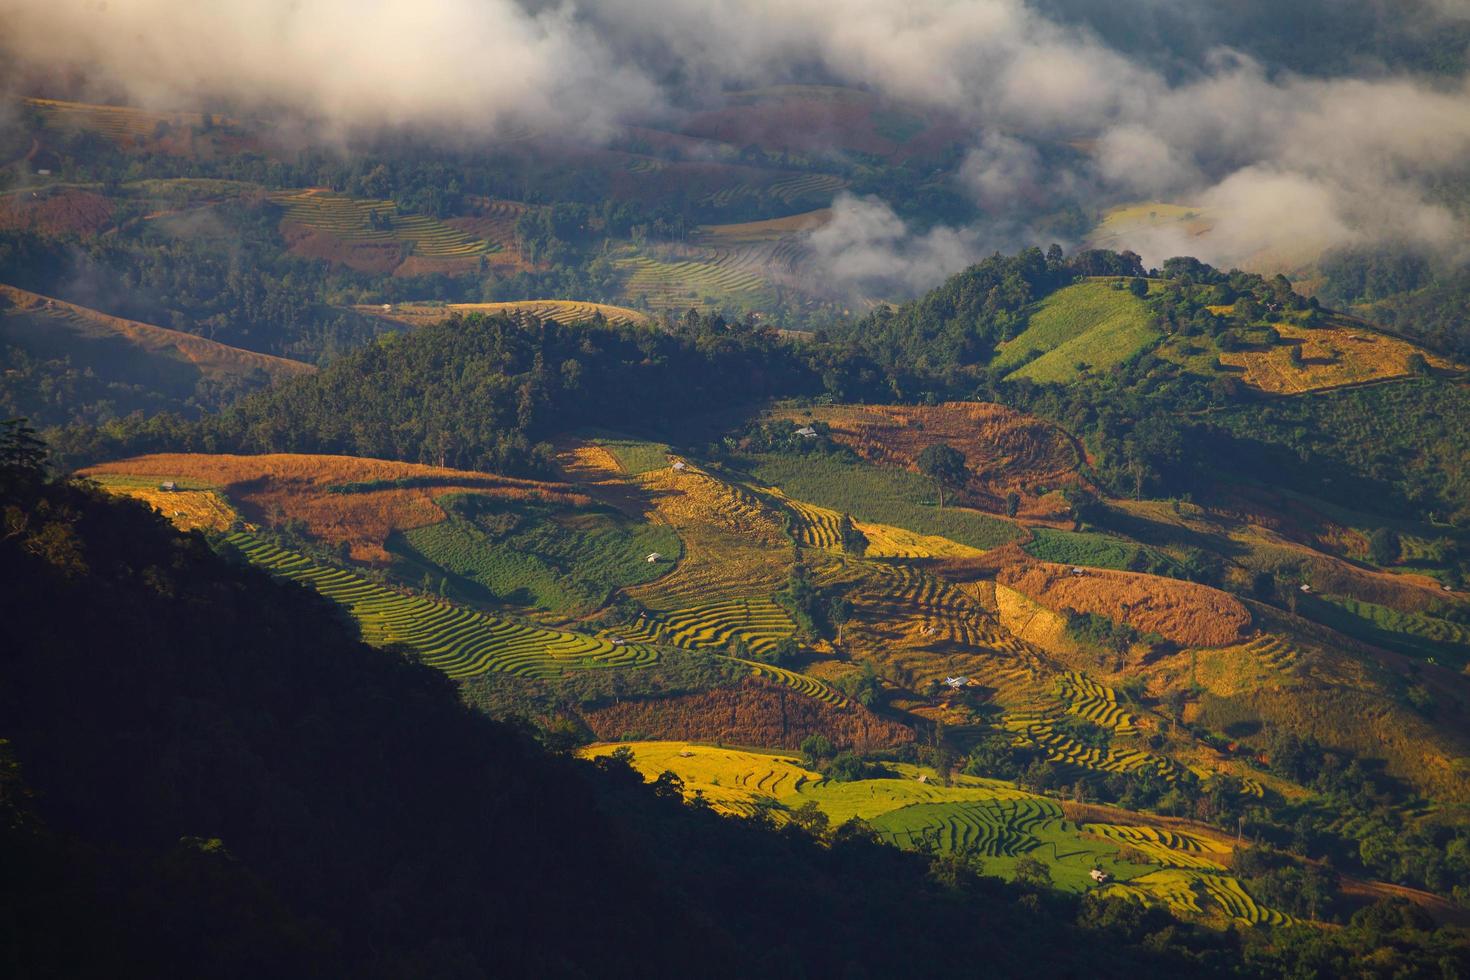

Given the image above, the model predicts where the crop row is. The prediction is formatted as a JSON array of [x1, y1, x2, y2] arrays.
[[1057, 672, 1139, 735], [1082, 823, 1228, 870], [271, 190, 491, 257], [871, 797, 1063, 856], [229, 534, 656, 678], [742, 660, 848, 705], [1003, 712, 1178, 782], [621, 595, 796, 658]]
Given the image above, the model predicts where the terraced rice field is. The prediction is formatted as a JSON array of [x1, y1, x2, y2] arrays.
[[1082, 823, 1230, 870], [271, 189, 493, 257], [826, 562, 1045, 700], [621, 595, 797, 659], [741, 660, 847, 705], [1057, 672, 1139, 735], [1234, 634, 1302, 672], [754, 483, 983, 559], [627, 467, 790, 608], [1103, 867, 1292, 926], [585, 745, 1161, 891], [448, 197, 529, 253], [368, 300, 650, 327], [871, 797, 1062, 856], [229, 534, 657, 679], [1002, 711, 1178, 783], [995, 280, 1162, 384], [579, 742, 822, 816], [615, 253, 773, 310], [25, 97, 224, 143], [703, 173, 846, 209], [0, 284, 314, 386]]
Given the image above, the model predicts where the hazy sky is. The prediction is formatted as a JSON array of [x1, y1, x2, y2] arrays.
[[5, 0, 1469, 286]]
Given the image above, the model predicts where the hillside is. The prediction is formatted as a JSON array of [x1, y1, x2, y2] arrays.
[[359, 299, 652, 328], [0, 284, 313, 426], [996, 279, 1163, 383], [4, 446, 1304, 980]]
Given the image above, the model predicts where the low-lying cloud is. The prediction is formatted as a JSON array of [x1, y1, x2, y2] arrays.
[[5, 0, 1470, 287]]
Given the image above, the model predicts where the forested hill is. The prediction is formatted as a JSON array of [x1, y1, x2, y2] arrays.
[[45, 310, 881, 476]]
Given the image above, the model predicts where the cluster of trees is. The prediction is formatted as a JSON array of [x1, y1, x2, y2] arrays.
[[41, 310, 837, 475], [1318, 244, 1470, 359]]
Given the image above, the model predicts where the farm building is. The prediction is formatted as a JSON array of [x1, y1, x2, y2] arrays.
[[646, 552, 663, 563], [944, 676, 970, 689], [795, 426, 818, 438], [1090, 868, 1111, 884], [672, 460, 687, 471], [158, 481, 177, 492]]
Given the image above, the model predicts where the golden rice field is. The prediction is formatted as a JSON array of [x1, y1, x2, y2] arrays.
[[1082, 823, 1231, 871], [93, 477, 238, 533], [618, 595, 797, 659], [627, 467, 791, 608], [1218, 321, 1457, 395], [584, 745, 1289, 919], [270, 189, 493, 258], [1102, 869, 1293, 927], [1057, 672, 1140, 735]]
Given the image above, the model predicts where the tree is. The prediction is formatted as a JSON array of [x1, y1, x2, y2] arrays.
[[837, 512, 868, 556], [1014, 856, 1053, 888], [0, 418, 47, 474], [917, 443, 967, 509], [1368, 527, 1400, 565], [800, 734, 833, 766], [789, 800, 830, 837], [828, 595, 852, 646], [1004, 490, 1021, 517], [1129, 277, 1149, 298]]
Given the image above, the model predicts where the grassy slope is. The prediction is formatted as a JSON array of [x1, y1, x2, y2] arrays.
[[744, 452, 1021, 550], [401, 497, 680, 616], [1024, 527, 1182, 574], [997, 281, 1161, 383]]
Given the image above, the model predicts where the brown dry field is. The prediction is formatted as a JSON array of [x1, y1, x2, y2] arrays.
[[82, 453, 586, 563], [579, 679, 912, 752], [281, 224, 404, 275], [0, 187, 113, 236], [0, 284, 314, 384], [775, 401, 1084, 520], [1220, 321, 1457, 394], [997, 556, 1252, 648], [699, 209, 832, 241]]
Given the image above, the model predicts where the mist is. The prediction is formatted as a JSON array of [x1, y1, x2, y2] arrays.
[[5, 0, 1470, 289]]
